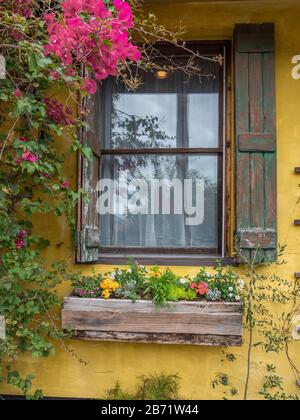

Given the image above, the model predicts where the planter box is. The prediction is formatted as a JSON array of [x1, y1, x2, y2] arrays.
[[62, 298, 243, 347]]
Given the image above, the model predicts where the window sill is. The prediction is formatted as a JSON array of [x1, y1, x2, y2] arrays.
[[62, 298, 243, 347], [95, 253, 238, 267]]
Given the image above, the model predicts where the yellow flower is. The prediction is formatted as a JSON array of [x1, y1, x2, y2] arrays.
[[99, 278, 120, 298], [102, 290, 110, 299]]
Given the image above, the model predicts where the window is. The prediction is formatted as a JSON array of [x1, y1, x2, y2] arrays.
[[77, 28, 277, 265], [98, 43, 229, 261]]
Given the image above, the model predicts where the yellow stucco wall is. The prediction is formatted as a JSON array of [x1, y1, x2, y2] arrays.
[[1, 0, 300, 399]]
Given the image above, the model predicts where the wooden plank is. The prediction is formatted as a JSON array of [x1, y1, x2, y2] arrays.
[[249, 52, 264, 262], [250, 155, 264, 228], [62, 298, 243, 338], [236, 33, 275, 53], [77, 83, 102, 263], [62, 309, 242, 336], [235, 49, 251, 262], [63, 298, 243, 314], [239, 229, 277, 249], [102, 148, 223, 155], [75, 331, 243, 347], [84, 228, 100, 249], [238, 133, 275, 152], [263, 51, 277, 261]]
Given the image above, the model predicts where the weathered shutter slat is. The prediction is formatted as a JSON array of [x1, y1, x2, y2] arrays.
[[235, 24, 277, 263], [77, 88, 101, 263]]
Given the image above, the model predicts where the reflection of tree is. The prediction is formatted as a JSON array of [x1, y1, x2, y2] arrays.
[[111, 103, 176, 180], [112, 110, 174, 149]]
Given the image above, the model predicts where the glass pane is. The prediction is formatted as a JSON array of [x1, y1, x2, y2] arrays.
[[188, 93, 219, 148], [111, 93, 178, 148], [99, 155, 219, 248], [101, 59, 220, 149]]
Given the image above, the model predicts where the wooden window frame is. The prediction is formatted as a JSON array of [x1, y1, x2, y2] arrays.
[[79, 41, 233, 266]]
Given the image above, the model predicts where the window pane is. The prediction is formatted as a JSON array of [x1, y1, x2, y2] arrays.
[[100, 155, 219, 249], [188, 93, 219, 148], [101, 59, 220, 149], [110, 93, 178, 148]]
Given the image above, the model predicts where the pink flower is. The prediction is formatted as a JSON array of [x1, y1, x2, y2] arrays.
[[127, 45, 141, 62], [43, 13, 56, 32], [43, 0, 140, 87], [22, 151, 38, 163], [15, 89, 22, 98], [15, 239, 25, 249], [50, 71, 60, 81], [11, 30, 24, 41], [15, 230, 28, 250], [66, 68, 75, 77], [40, 172, 51, 178], [62, 0, 83, 17], [14, 157, 22, 164], [114, 0, 134, 28], [18, 230, 28, 240], [61, 180, 70, 189], [81, 78, 97, 94], [13, 0, 32, 18], [44, 97, 74, 125]]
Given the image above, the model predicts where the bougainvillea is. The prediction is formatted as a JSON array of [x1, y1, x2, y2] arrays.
[[12, 0, 32, 18], [15, 230, 28, 250], [44, 0, 141, 92], [44, 97, 73, 126]]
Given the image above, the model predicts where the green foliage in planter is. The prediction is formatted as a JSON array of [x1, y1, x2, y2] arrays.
[[71, 260, 243, 306], [72, 274, 104, 298], [167, 285, 197, 302], [113, 259, 149, 302], [145, 268, 183, 307], [208, 266, 241, 302], [104, 373, 181, 400]]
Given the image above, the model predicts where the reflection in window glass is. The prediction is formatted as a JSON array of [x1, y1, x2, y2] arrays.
[[111, 94, 177, 149], [188, 94, 219, 148], [100, 155, 218, 248], [101, 59, 220, 150]]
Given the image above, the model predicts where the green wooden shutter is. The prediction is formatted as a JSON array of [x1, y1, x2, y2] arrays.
[[234, 24, 277, 263], [77, 88, 102, 263]]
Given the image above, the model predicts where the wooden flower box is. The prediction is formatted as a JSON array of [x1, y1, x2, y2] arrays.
[[62, 297, 243, 347]]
